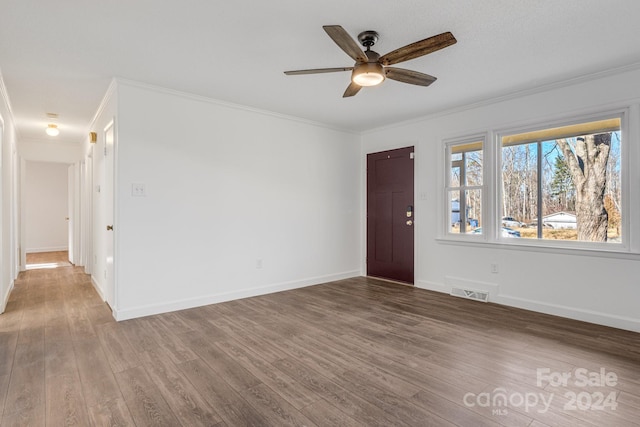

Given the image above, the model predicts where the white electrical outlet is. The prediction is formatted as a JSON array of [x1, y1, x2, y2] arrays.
[[491, 263, 499, 274], [256, 259, 263, 269]]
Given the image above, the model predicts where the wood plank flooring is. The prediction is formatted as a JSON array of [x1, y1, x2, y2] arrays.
[[1, 255, 639, 426], [25, 251, 72, 269]]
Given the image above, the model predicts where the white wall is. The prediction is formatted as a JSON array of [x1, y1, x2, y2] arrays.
[[23, 161, 69, 253], [89, 80, 361, 320], [361, 66, 640, 332], [19, 139, 82, 163]]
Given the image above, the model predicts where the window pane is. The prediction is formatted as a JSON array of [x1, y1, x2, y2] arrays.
[[447, 139, 483, 236], [450, 165, 460, 187], [606, 131, 622, 242], [464, 150, 483, 186], [540, 139, 576, 241], [465, 189, 482, 231], [448, 190, 462, 233], [449, 190, 482, 234], [502, 118, 622, 244], [501, 142, 537, 230]]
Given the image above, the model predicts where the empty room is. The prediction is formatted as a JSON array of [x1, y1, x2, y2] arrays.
[[1, 1, 639, 426]]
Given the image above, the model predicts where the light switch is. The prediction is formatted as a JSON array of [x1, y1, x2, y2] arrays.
[[132, 183, 146, 197]]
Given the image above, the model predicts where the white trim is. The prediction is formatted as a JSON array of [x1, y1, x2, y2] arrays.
[[493, 108, 631, 252], [113, 270, 360, 321], [91, 276, 106, 304], [415, 279, 449, 294], [362, 61, 640, 136], [417, 278, 639, 333], [494, 294, 640, 333], [103, 119, 117, 312], [0, 68, 18, 139], [115, 78, 358, 135], [442, 133, 487, 239], [86, 79, 118, 144], [25, 246, 69, 253], [0, 281, 14, 314], [439, 105, 637, 256], [435, 237, 640, 261]]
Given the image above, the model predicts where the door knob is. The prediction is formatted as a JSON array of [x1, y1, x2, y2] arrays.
[[106, 225, 113, 231], [406, 220, 413, 226]]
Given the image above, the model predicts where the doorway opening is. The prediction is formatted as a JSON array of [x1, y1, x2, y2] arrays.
[[25, 251, 72, 270], [23, 160, 73, 270]]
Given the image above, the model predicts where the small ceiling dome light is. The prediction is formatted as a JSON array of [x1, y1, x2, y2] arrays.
[[351, 62, 385, 87], [46, 124, 59, 136]]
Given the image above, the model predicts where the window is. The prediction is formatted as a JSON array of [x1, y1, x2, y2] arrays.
[[446, 137, 483, 235], [500, 116, 622, 244]]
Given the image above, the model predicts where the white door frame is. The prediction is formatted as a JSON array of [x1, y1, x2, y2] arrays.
[[104, 120, 116, 310]]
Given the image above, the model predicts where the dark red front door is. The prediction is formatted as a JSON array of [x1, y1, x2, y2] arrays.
[[367, 147, 414, 284]]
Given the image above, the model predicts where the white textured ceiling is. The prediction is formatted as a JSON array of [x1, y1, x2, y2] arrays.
[[2, 0, 640, 144]]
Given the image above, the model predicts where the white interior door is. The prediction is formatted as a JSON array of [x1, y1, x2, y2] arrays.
[[67, 165, 73, 263], [104, 121, 115, 308]]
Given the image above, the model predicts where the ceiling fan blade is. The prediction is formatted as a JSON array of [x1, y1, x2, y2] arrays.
[[385, 67, 437, 86], [379, 32, 457, 66], [323, 25, 368, 63], [284, 67, 353, 75], [343, 81, 362, 97]]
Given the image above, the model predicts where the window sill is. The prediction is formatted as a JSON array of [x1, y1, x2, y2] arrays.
[[436, 236, 640, 260]]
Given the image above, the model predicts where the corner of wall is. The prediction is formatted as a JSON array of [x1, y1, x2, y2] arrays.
[[113, 270, 360, 321], [0, 280, 14, 314]]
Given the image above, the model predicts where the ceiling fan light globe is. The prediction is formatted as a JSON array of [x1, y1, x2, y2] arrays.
[[46, 124, 59, 136], [352, 63, 385, 87]]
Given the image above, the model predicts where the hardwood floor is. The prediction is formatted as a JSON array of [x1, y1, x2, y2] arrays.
[[25, 251, 72, 269], [1, 257, 639, 426]]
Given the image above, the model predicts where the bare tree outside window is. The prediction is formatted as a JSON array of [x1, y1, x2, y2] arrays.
[[500, 118, 621, 243]]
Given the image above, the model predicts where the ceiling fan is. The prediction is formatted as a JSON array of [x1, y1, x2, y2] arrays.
[[284, 25, 457, 97]]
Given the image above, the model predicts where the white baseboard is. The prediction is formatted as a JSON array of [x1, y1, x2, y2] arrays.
[[415, 279, 449, 294], [113, 270, 360, 321], [494, 294, 640, 333], [91, 276, 106, 302], [1, 281, 14, 314], [26, 246, 68, 253], [416, 279, 640, 333]]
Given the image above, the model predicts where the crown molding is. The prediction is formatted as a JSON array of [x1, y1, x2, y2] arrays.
[[362, 61, 640, 135], [0, 68, 19, 137], [114, 77, 359, 135], [87, 77, 118, 136]]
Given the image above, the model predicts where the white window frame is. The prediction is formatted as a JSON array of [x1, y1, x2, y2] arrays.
[[444, 134, 487, 240], [495, 108, 631, 253], [439, 104, 640, 259]]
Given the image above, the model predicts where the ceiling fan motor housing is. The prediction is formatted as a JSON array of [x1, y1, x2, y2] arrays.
[[358, 30, 379, 48]]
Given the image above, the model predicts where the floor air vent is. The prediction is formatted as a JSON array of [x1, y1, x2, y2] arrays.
[[450, 287, 489, 302]]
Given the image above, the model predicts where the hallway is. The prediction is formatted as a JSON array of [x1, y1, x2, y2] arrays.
[[0, 258, 115, 425]]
